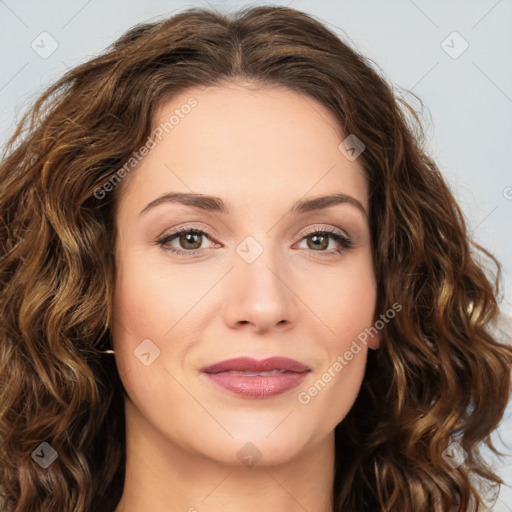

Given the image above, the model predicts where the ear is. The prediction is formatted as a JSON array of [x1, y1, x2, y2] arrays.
[[366, 313, 385, 350], [367, 330, 381, 350]]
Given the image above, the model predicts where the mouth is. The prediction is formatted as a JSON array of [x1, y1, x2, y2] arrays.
[[201, 357, 311, 399], [211, 369, 289, 376], [201, 356, 311, 374]]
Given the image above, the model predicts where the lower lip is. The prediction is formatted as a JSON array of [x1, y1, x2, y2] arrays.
[[203, 372, 309, 398]]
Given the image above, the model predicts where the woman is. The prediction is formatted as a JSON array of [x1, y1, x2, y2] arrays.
[[0, 5, 510, 511]]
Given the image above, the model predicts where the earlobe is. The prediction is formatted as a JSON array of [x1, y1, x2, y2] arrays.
[[368, 332, 381, 350]]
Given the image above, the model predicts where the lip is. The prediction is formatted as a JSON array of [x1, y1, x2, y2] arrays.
[[201, 356, 310, 374], [201, 357, 311, 399]]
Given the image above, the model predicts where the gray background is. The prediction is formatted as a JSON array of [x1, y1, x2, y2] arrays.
[[1, 0, 511, 509]]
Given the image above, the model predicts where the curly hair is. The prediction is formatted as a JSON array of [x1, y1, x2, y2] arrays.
[[1, 5, 511, 511]]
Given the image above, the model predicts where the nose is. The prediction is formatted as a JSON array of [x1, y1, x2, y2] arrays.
[[220, 240, 298, 335]]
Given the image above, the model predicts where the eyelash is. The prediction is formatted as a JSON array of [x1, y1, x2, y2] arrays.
[[156, 225, 354, 258]]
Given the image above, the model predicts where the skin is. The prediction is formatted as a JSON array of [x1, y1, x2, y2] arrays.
[[112, 82, 380, 512]]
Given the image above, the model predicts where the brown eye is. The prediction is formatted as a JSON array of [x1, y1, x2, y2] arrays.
[[297, 229, 353, 255], [306, 233, 329, 251], [157, 228, 217, 256], [177, 231, 203, 250]]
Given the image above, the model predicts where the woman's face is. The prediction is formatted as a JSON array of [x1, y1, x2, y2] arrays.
[[112, 83, 379, 466]]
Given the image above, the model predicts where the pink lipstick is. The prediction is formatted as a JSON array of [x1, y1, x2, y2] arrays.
[[201, 356, 311, 399]]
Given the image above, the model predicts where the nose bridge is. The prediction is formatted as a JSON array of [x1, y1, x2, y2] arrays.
[[222, 231, 295, 332]]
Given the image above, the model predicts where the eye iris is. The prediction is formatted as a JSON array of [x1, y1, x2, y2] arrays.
[[180, 232, 202, 250], [166, 230, 343, 253], [308, 234, 328, 250]]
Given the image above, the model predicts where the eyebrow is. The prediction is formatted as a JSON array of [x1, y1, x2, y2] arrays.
[[139, 191, 368, 219]]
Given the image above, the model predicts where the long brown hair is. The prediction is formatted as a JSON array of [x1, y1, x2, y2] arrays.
[[1, 5, 511, 511]]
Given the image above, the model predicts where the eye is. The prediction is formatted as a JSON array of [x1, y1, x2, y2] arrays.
[[295, 227, 354, 257], [156, 226, 354, 257], [156, 227, 218, 256]]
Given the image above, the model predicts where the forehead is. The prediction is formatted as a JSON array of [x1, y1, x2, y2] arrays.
[[117, 84, 369, 217]]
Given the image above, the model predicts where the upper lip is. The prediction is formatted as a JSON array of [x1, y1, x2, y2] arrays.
[[201, 357, 311, 374]]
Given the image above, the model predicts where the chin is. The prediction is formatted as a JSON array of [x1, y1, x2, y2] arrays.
[[187, 422, 315, 468]]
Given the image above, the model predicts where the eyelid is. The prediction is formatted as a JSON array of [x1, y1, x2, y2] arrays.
[[299, 225, 350, 239], [158, 222, 217, 240], [157, 223, 350, 241], [156, 223, 354, 256], [156, 223, 220, 255]]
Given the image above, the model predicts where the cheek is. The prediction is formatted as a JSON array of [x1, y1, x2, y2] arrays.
[[299, 253, 377, 341], [111, 256, 187, 417], [291, 255, 376, 414], [113, 266, 160, 341], [111, 249, 171, 381], [113, 248, 193, 339], [111, 249, 215, 382]]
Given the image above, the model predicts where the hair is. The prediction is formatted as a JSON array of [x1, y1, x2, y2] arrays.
[[0, 4, 511, 511]]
